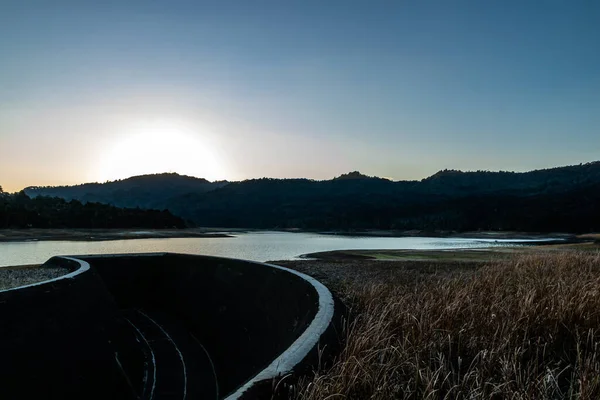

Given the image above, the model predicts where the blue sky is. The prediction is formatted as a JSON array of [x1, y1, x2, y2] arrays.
[[1, 1, 599, 191]]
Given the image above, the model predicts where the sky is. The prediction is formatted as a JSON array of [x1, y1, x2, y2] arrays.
[[1, 0, 599, 192]]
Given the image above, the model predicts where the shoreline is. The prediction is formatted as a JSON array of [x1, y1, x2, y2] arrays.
[[0, 227, 596, 244], [308, 228, 581, 240], [0, 228, 235, 243], [301, 240, 600, 261]]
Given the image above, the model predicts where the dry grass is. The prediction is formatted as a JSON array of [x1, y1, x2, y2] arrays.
[[285, 252, 600, 399]]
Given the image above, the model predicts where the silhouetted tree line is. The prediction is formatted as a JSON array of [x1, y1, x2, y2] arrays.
[[167, 163, 600, 233], [25, 173, 226, 210], [170, 183, 600, 233], [21, 161, 600, 233], [0, 191, 185, 229]]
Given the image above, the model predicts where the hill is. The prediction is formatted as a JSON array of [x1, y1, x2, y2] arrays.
[[20, 162, 600, 232], [25, 173, 227, 211]]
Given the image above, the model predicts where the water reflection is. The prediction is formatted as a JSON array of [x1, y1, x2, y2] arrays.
[[0, 231, 553, 267]]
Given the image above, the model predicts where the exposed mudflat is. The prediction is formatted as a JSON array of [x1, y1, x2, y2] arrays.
[[302, 240, 600, 262], [312, 229, 580, 240]]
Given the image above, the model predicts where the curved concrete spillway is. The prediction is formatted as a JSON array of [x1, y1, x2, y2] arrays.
[[0, 253, 339, 399]]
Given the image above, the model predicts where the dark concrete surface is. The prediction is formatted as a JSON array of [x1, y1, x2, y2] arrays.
[[0, 253, 340, 399], [80, 253, 322, 398], [0, 257, 130, 399]]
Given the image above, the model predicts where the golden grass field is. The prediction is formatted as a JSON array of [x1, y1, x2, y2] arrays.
[[276, 248, 600, 399]]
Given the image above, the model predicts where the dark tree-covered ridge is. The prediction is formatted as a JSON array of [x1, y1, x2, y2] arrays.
[[20, 161, 600, 233], [0, 191, 185, 229], [25, 172, 227, 211]]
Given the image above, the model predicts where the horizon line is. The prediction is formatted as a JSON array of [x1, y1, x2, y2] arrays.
[[11, 159, 599, 193]]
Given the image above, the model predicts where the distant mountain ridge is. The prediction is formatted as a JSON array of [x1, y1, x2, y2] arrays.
[[26, 172, 228, 211], [23, 162, 600, 232], [423, 163, 600, 194]]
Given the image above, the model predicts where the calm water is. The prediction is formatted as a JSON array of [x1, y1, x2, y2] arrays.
[[0, 231, 553, 267]]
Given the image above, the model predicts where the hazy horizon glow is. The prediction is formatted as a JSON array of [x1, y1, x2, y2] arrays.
[[1, 1, 599, 192], [92, 118, 229, 183]]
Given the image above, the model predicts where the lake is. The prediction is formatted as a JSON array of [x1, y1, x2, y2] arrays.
[[0, 231, 557, 267]]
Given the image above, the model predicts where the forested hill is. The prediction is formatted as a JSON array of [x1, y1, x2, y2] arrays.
[[25, 173, 227, 210], [21, 162, 600, 232], [0, 191, 185, 229]]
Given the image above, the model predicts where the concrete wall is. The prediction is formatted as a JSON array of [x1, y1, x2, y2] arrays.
[[80, 253, 335, 398], [0, 257, 130, 399], [0, 253, 339, 399]]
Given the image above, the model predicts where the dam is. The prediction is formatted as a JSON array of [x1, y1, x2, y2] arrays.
[[0, 253, 342, 399]]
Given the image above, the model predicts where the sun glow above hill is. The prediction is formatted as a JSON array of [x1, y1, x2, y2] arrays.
[[95, 119, 226, 182]]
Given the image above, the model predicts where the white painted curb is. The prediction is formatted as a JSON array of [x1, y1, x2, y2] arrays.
[[225, 261, 335, 400]]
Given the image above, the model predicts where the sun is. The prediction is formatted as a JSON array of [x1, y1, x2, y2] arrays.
[[95, 119, 226, 182]]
